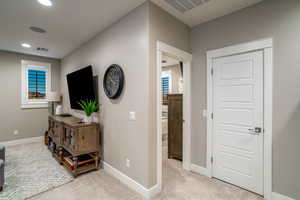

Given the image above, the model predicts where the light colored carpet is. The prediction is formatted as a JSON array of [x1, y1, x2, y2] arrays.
[[5, 141, 263, 200], [0, 142, 74, 200], [151, 146, 263, 200], [30, 170, 142, 200], [31, 145, 263, 200]]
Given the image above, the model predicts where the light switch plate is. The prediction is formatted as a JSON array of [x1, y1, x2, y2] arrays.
[[202, 110, 207, 118], [126, 158, 130, 168], [129, 111, 136, 121]]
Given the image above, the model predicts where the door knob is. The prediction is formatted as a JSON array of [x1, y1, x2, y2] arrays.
[[248, 127, 262, 135]]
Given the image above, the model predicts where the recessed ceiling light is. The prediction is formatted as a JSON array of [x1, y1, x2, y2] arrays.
[[37, 0, 53, 7], [21, 43, 31, 48]]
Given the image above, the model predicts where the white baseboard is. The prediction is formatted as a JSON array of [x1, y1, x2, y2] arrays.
[[190, 164, 295, 200], [183, 162, 191, 171], [272, 192, 295, 200], [190, 164, 210, 177], [102, 161, 160, 199], [0, 136, 43, 147]]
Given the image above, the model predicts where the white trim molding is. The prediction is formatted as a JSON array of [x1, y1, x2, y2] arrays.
[[157, 41, 192, 62], [272, 192, 295, 200], [207, 38, 273, 58], [190, 164, 210, 177], [102, 162, 160, 199], [156, 41, 193, 191], [0, 136, 43, 147], [206, 38, 273, 199]]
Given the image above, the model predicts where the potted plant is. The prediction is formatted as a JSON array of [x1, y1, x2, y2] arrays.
[[78, 100, 100, 124]]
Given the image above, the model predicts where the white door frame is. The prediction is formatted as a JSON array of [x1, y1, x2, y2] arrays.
[[156, 41, 193, 190], [206, 38, 273, 199]]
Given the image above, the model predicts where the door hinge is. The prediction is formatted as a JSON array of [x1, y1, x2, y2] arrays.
[[211, 68, 214, 76], [211, 157, 213, 163], [211, 113, 214, 119]]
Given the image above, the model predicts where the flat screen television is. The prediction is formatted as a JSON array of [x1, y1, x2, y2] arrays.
[[67, 66, 96, 110]]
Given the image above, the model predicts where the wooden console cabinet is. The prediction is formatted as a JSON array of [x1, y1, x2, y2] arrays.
[[47, 115, 101, 177]]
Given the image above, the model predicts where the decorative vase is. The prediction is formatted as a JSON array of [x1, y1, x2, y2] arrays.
[[83, 115, 93, 124]]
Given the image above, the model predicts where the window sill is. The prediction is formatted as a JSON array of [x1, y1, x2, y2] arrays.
[[21, 103, 49, 109]]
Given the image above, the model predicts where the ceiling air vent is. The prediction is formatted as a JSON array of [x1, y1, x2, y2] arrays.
[[30, 26, 46, 34], [37, 47, 49, 52], [164, 0, 211, 13]]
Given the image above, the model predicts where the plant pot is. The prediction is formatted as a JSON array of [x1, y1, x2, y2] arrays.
[[83, 115, 93, 124]]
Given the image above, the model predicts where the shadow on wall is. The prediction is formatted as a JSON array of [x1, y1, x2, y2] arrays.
[[273, 102, 300, 198]]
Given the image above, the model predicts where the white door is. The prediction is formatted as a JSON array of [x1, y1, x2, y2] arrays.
[[212, 51, 264, 195]]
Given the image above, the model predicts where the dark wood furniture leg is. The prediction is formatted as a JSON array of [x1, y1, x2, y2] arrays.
[[73, 156, 78, 177], [58, 147, 63, 164], [95, 152, 100, 169]]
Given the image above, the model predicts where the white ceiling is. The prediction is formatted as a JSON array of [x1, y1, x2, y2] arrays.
[[0, 0, 146, 59], [0, 0, 263, 59], [151, 0, 263, 27]]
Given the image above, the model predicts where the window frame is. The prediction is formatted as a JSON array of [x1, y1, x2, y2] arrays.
[[21, 60, 51, 109]]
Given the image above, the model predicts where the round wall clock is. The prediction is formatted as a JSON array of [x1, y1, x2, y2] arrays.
[[103, 64, 125, 99]]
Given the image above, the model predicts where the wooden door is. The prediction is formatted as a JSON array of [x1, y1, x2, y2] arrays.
[[168, 94, 183, 160], [212, 51, 264, 194]]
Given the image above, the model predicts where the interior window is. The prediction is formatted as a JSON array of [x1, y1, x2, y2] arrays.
[[162, 76, 170, 94], [28, 69, 46, 100], [21, 60, 51, 108]]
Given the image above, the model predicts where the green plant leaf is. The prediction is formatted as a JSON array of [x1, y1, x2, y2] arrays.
[[77, 99, 100, 117]]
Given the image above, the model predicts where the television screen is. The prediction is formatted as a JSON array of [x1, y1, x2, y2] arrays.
[[67, 66, 96, 110]]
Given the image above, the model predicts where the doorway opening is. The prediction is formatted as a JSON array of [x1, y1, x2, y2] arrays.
[[156, 41, 192, 192], [161, 54, 184, 189]]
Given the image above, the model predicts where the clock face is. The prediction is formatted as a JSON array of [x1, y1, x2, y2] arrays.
[[103, 64, 124, 99]]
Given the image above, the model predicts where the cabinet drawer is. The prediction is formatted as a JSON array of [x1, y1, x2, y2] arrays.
[[63, 126, 77, 152], [50, 121, 62, 145], [77, 126, 99, 153]]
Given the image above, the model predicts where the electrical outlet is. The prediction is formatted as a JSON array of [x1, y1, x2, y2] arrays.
[[126, 158, 130, 168], [14, 130, 19, 135]]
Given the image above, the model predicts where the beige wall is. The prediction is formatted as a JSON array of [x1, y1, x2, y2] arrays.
[[60, 3, 150, 187], [191, 0, 300, 198], [60, 2, 190, 188], [0, 51, 60, 142], [148, 2, 190, 187], [1, 1, 298, 197]]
